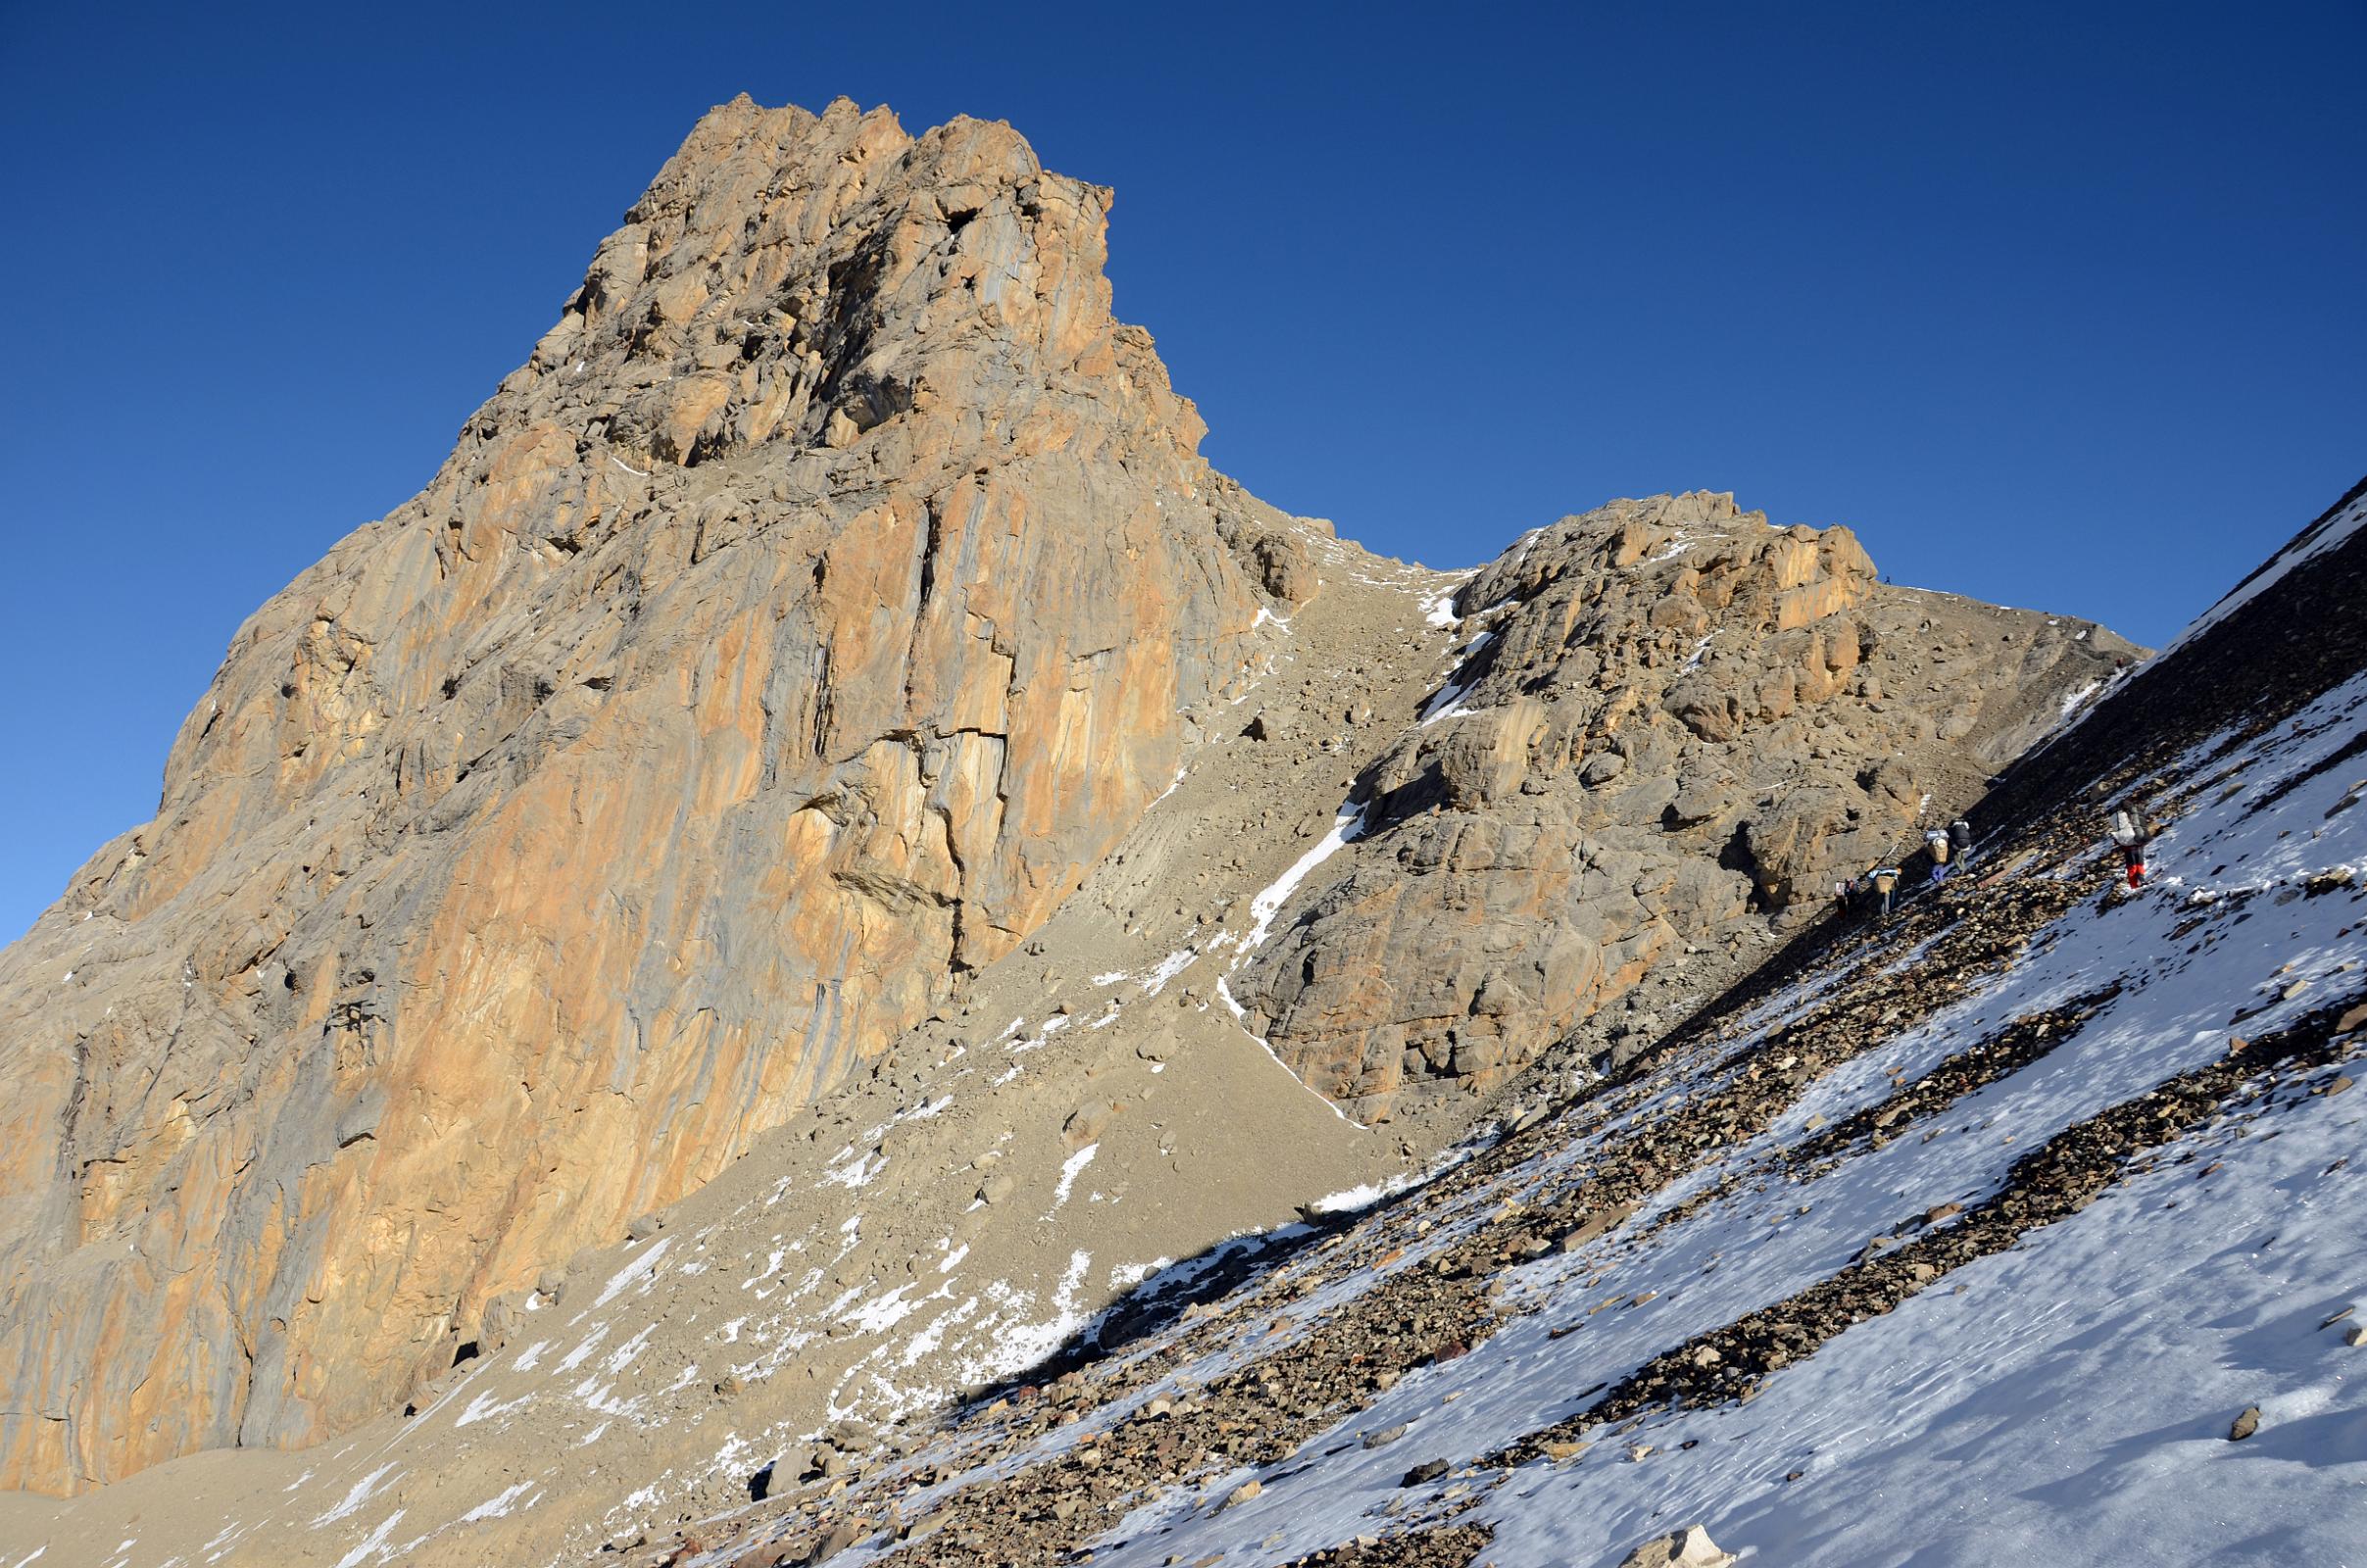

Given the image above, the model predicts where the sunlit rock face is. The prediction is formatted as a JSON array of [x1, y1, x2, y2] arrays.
[[1229, 492, 2136, 1121], [0, 95, 1298, 1493]]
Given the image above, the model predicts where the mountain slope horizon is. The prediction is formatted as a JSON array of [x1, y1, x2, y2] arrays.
[[0, 91, 2161, 1545]]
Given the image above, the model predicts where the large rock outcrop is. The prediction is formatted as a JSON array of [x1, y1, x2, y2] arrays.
[[0, 97, 1304, 1493], [1228, 492, 2138, 1118]]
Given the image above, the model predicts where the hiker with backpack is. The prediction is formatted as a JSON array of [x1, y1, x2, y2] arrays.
[[2108, 807, 2159, 889], [1925, 828, 1953, 884], [1870, 864, 1901, 917], [1948, 816, 1973, 862]]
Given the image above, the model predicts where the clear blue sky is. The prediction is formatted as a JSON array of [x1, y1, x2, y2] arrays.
[[2, 1, 2361, 941]]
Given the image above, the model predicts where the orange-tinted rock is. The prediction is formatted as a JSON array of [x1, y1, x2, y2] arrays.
[[0, 98, 1287, 1493]]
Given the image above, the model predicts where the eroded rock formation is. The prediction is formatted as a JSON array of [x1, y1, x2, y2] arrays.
[[0, 96, 1305, 1493], [1228, 493, 2136, 1117]]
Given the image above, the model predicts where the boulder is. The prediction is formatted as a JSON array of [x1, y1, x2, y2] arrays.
[[1617, 1524, 1739, 1567]]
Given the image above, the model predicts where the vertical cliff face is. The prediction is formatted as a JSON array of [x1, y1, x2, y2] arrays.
[[0, 97, 1300, 1493]]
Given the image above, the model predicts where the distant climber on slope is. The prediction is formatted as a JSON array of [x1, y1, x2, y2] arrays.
[[1949, 816, 1974, 863], [1870, 863, 1902, 918], [2108, 807, 2160, 889], [1925, 827, 1953, 884]]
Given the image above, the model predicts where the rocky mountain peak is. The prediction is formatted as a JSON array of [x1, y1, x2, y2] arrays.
[[0, 97, 1298, 1494], [0, 95, 2146, 1541], [502, 93, 1206, 475]]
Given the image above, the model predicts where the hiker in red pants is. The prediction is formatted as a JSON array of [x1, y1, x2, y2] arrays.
[[2109, 808, 2159, 888]]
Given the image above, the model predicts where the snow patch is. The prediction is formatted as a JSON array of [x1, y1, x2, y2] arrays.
[[1237, 802, 1368, 954], [592, 1237, 671, 1307], [331, 1512, 406, 1568], [313, 1463, 399, 1526], [1052, 1144, 1099, 1208], [555, 1325, 610, 1374], [1419, 630, 1498, 724], [454, 1388, 531, 1428], [458, 1483, 534, 1523]]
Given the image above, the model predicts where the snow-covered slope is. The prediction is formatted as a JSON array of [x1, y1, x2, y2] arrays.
[[1072, 665, 2367, 1568]]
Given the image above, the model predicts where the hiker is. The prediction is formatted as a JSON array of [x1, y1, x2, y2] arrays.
[[1925, 828, 1952, 884], [2108, 808, 2149, 888], [1833, 879, 1853, 923], [1948, 816, 1973, 861], [1870, 864, 1901, 917]]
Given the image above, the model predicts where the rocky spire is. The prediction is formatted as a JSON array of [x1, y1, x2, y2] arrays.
[[0, 96, 1305, 1493]]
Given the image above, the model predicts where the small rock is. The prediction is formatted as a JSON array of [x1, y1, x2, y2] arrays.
[[806, 1518, 861, 1563], [1541, 1439, 1589, 1460], [2345, 1323, 2367, 1348], [1926, 1201, 1963, 1224], [1222, 1480, 1262, 1509], [1360, 1423, 1409, 1449], [1401, 1459, 1450, 1487], [2229, 1405, 2261, 1442], [1616, 1523, 1738, 1567]]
